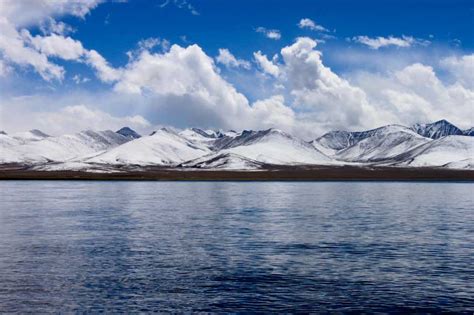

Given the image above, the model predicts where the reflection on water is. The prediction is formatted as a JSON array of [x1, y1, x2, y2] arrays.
[[0, 181, 473, 312]]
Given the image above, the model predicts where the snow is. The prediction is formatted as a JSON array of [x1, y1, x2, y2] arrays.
[[443, 158, 474, 170], [33, 162, 122, 173], [1, 123, 473, 170], [1, 130, 129, 164], [11, 129, 50, 143], [87, 129, 211, 165], [335, 125, 431, 162], [0, 134, 23, 163], [220, 129, 332, 165], [180, 152, 265, 170], [310, 140, 339, 156], [178, 128, 219, 147], [395, 135, 474, 168]]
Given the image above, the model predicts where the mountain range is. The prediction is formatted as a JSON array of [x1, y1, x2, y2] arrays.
[[1, 119, 472, 172]]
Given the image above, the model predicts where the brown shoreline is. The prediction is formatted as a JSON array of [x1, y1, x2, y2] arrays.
[[0, 164, 473, 181]]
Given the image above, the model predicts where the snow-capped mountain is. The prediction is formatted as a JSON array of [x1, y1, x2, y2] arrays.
[[1, 120, 473, 170], [116, 127, 141, 139], [335, 125, 431, 162], [1, 130, 129, 164], [217, 128, 332, 165], [87, 128, 211, 165], [412, 119, 464, 139], [391, 135, 474, 169], [12, 129, 50, 144], [178, 128, 224, 148], [312, 127, 387, 154]]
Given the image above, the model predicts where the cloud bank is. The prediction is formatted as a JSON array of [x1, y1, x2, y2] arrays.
[[0, 1, 472, 139]]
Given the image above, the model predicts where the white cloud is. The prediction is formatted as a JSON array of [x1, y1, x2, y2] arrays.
[[27, 33, 85, 60], [0, 1, 472, 138], [350, 62, 474, 128], [298, 18, 328, 32], [0, 59, 11, 76], [111, 44, 254, 128], [215, 48, 251, 69], [440, 54, 474, 88], [352, 35, 430, 49], [35, 105, 150, 135], [0, 19, 65, 80], [250, 95, 295, 130], [0, 0, 111, 81], [72, 74, 90, 84], [280, 37, 380, 131], [126, 37, 170, 61], [256, 27, 281, 40], [0, 0, 100, 27], [39, 17, 75, 35], [253, 51, 280, 77], [85, 50, 122, 83], [0, 97, 151, 135], [160, 0, 199, 15], [137, 37, 170, 52]]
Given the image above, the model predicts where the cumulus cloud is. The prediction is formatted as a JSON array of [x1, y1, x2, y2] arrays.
[[85, 50, 122, 83], [250, 95, 295, 130], [0, 0, 113, 81], [111, 45, 255, 127], [0, 19, 65, 80], [253, 51, 280, 77], [27, 33, 85, 60], [351, 35, 430, 49], [298, 18, 328, 32], [215, 48, 251, 69], [440, 54, 474, 88], [0, 0, 100, 27], [0, 1, 472, 138], [350, 62, 474, 128], [280, 37, 380, 131], [256, 27, 281, 40]]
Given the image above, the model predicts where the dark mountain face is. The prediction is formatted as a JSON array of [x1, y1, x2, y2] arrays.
[[412, 119, 464, 139], [116, 127, 141, 139], [191, 128, 218, 138], [463, 128, 474, 136], [30, 129, 50, 138]]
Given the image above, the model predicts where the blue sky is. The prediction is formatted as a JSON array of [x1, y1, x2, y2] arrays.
[[41, 0, 474, 81], [0, 0, 473, 136]]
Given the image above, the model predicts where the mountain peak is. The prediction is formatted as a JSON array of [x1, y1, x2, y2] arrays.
[[412, 120, 463, 139], [433, 119, 451, 125], [116, 127, 141, 139]]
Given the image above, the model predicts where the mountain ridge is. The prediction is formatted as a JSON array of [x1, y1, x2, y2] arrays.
[[1, 120, 473, 171]]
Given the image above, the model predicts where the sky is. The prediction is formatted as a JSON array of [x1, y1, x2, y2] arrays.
[[0, 0, 473, 138]]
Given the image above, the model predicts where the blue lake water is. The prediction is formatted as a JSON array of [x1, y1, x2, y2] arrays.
[[0, 181, 473, 312]]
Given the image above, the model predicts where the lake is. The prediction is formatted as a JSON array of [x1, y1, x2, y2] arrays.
[[0, 181, 473, 312]]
